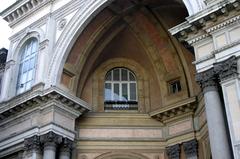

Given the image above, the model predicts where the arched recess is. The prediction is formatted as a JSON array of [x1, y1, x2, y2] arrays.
[[95, 152, 150, 159], [47, 0, 203, 88], [55, 0, 200, 113]]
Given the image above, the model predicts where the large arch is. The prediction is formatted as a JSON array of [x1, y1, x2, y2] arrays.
[[47, 0, 204, 88]]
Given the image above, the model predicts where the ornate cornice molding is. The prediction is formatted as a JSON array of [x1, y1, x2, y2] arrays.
[[183, 139, 198, 158], [169, 0, 240, 41], [214, 56, 238, 81], [195, 68, 218, 91], [0, 86, 90, 121], [1, 0, 50, 27], [150, 97, 196, 123], [166, 144, 180, 159], [24, 135, 41, 152]]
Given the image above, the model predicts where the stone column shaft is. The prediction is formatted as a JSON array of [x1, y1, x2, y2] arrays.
[[59, 137, 73, 159], [196, 68, 231, 159], [40, 131, 62, 159]]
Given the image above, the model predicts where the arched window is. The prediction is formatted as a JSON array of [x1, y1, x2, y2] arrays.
[[16, 38, 38, 94], [104, 68, 137, 110]]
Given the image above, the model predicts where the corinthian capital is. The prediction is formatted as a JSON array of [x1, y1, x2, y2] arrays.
[[40, 131, 63, 147], [183, 139, 198, 158], [195, 68, 218, 91], [166, 144, 180, 159], [24, 135, 41, 152], [214, 56, 238, 81]]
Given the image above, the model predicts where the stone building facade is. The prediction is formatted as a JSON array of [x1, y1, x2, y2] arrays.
[[0, 0, 239, 159]]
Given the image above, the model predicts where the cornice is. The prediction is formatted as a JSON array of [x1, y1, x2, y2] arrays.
[[1, 0, 51, 27], [150, 97, 197, 123], [169, 0, 240, 41], [0, 86, 91, 121]]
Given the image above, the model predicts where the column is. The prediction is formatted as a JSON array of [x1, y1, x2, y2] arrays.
[[214, 56, 240, 159], [23, 135, 42, 159], [59, 137, 73, 159], [196, 68, 231, 159], [183, 139, 198, 159], [40, 131, 62, 159], [166, 144, 180, 159]]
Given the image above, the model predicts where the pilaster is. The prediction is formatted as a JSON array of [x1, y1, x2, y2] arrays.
[[215, 56, 240, 159]]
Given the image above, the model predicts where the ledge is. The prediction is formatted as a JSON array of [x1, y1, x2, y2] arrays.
[[149, 97, 197, 123], [0, 86, 91, 121]]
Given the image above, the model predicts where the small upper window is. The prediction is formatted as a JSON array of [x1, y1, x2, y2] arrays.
[[16, 38, 38, 94], [104, 68, 137, 110], [169, 80, 181, 94]]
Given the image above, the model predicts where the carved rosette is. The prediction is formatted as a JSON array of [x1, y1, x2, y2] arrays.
[[166, 144, 180, 159], [40, 131, 63, 149], [60, 137, 73, 153], [183, 139, 198, 158], [24, 135, 41, 152], [214, 56, 238, 81], [195, 68, 218, 91]]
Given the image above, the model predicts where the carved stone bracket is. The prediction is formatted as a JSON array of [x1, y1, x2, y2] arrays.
[[214, 56, 238, 81], [195, 68, 218, 92], [24, 135, 41, 152], [166, 144, 180, 159], [183, 139, 198, 158]]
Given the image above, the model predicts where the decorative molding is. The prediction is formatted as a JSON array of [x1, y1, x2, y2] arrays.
[[60, 137, 73, 153], [166, 144, 180, 159], [195, 68, 218, 91], [24, 135, 41, 152], [214, 56, 238, 81], [1, 0, 50, 27], [58, 18, 67, 31], [0, 86, 90, 121], [40, 131, 63, 147], [206, 15, 240, 33], [187, 33, 211, 45], [169, 0, 240, 41], [150, 97, 197, 123], [183, 139, 198, 158]]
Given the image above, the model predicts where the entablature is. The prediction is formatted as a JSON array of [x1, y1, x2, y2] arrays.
[[150, 97, 197, 123], [0, 84, 90, 121]]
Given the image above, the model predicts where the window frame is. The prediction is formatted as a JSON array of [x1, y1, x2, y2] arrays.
[[16, 38, 38, 95], [104, 67, 138, 110]]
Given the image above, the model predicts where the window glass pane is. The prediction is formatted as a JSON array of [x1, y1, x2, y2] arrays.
[[21, 72, 27, 84], [121, 83, 128, 101], [22, 60, 29, 73], [130, 83, 136, 100], [31, 40, 38, 53], [113, 83, 120, 100], [29, 57, 35, 70], [105, 83, 112, 100], [113, 69, 120, 81], [121, 69, 128, 81], [25, 81, 32, 90], [27, 70, 34, 82], [105, 71, 112, 81], [129, 72, 135, 81], [26, 43, 32, 57]]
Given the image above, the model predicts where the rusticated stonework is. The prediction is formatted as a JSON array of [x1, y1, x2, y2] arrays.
[[214, 56, 238, 81], [166, 144, 180, 159], [183, 139, 198, 158]]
